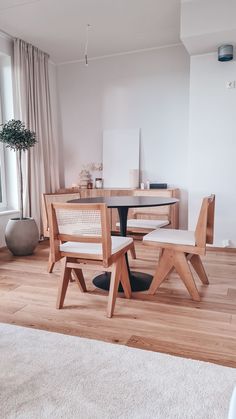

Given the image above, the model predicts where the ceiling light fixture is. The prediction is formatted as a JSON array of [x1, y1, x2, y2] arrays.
[[84, 24, 91, 66], [218, 44, 234, 62]]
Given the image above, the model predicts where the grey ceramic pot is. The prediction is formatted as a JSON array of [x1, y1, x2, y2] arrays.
[[5, 218, 39, 256]]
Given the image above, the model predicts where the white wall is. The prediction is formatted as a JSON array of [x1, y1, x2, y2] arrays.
[[57, 45, 190, 228], [188, 53, 236, 246]]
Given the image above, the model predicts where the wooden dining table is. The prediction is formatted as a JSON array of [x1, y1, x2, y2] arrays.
[[68, 195, 178, 292]]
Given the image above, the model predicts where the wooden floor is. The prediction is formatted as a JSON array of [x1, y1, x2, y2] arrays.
[[0, 241, 236, 367]]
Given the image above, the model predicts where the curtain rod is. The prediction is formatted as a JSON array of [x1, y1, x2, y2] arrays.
[[0, 29, 50, 58]]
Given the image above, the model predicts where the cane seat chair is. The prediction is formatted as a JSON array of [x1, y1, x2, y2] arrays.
[[43, 192, 136, 270], [42, 192, 81, 272], [143, 195, 215, 301], [48, 202, 133, 318], [116, 206, 170, 234], [116, 218, 169, 232], [116, 190, 172, 235]]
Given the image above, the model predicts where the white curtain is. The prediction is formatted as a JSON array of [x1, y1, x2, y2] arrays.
[[13, 38, 60, 232]]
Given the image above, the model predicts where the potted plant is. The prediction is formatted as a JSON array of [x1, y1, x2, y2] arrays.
[[0, 119, 39, 255]]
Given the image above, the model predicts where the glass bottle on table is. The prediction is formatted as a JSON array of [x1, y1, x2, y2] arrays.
[[95, 178, 103, 189]]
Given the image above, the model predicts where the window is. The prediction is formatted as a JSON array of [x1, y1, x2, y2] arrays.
[[0, 53, 16, 212], [0, 144, 7, 209], [0, 83, 7, 209]]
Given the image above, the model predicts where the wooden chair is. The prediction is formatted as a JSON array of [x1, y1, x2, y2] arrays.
[[116, 190, 175, 236], [48, 202, 133, 318], [43, 191, 136, 269], [42, 192, 81, 272], [143, 195, 215, 301], [116, 214, 169, 234]]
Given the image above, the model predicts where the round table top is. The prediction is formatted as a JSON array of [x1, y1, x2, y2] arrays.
[[68, 195, 178, 208]]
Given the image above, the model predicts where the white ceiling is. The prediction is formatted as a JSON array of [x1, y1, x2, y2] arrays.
[[181, 0, 236, 55], [0, 0, 180, 63]]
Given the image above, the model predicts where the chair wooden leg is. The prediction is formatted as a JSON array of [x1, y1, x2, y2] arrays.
[[56, 257, 72, 309], [47, 251, 55, 273], [120, 256, 132, 299], [48, 260, 55, 273], [107, 261, 122, 318], [148, 249, 174, 295], [159, 248, 163, 259], [189, 254, 209, 285], [72, 268, 87, 292], [69, 274, 75, 283], [158, 247, 174, 280], [173, 252, 201, 301], [130, 242, 136, 259]]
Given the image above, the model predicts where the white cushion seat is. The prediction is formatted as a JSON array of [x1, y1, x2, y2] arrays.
[[60, 236, 133, 256], [143, 228, 196, 246], [116, 219, 169, 230]]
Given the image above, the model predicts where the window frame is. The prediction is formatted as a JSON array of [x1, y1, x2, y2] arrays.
[[0, 52, 16, 213], [0, 143, 7, 209], [0, 80, 7, 210]]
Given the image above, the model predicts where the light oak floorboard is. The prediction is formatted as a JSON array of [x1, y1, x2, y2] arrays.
[[0, 241, 236, 367]]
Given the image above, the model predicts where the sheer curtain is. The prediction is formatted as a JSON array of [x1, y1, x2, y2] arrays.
[[13, 38, 60, 232]]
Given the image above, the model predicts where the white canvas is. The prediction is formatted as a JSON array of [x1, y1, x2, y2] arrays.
[[103, 129, 140, 188]]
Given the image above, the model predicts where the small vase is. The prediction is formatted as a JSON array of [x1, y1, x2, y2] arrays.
[[5, 218, 39, 256]]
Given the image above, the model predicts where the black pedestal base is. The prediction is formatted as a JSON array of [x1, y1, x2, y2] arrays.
[[93, 271, 153, 292]]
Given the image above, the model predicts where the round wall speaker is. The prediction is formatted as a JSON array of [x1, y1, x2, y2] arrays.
[[218, 44, 234, 62]]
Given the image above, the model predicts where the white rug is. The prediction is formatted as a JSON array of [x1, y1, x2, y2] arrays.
[[0, 323, 235, 419]]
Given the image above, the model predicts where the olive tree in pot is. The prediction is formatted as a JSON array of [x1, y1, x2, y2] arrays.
[[0, 119, 39, 256]]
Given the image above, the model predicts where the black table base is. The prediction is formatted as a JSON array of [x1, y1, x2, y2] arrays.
[[93, 271, 153, 292]]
